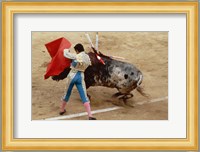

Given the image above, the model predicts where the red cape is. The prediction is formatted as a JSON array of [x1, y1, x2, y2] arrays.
[[44, 37, 72, 79]]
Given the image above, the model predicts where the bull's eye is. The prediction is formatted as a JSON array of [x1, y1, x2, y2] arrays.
[[124, 74, 128, 79]]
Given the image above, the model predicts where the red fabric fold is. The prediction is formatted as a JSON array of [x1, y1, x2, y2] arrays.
[[44, 37, 72, 79]]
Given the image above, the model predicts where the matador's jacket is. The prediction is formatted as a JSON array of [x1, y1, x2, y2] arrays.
[[62, 49, 91, 103]]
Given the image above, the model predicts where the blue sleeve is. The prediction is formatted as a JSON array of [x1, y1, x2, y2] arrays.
[[71, 60, 78, 67]]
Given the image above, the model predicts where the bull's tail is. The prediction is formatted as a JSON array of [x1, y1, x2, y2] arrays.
[[136, 86, 150, 98], [136, 74, 150, 98]]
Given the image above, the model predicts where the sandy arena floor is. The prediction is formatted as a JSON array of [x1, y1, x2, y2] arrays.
[[32, 32, 168, 120]]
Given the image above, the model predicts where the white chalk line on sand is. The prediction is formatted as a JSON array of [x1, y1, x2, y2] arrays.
[[136, 96, 168, 105], [44, 107, 121, 120], [44, 96, 168, 120]]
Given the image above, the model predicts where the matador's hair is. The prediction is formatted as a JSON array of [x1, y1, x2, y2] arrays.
[[74, 43, 84, 52]]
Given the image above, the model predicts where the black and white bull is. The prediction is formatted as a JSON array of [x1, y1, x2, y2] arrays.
[[52, 50, 147, 105]]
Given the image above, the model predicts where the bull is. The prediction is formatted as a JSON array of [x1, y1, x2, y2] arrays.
[[52, 48, 148, 106]]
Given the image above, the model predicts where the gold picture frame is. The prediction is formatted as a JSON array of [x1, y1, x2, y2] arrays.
[[2, 2, 198, 150]]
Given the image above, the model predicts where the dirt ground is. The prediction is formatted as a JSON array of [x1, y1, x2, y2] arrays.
[[32, 32, 168, 120]]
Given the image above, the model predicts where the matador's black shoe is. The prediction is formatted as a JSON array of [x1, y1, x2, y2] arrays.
[[59, 109, 66, 115], [89, 117, 97, 120]]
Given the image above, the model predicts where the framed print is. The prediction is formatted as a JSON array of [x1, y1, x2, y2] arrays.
[[2, 1, 198, 150]]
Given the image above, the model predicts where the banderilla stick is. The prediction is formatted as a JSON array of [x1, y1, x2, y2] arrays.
[[85, 32, 95, 48]]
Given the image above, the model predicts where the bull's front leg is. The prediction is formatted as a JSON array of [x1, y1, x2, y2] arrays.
[[112, 92, 134, 107], [115, 93, 134, 107], [112, 92, 123, 98], [119, 93, 134, 101], [113, 92, 134, 101], [120, 94, 134, 107]]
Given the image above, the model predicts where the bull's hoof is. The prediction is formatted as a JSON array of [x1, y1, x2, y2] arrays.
[[123, 100, 135, 108], [119, 94, 134, 107], [118, 94, 134, 101]]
